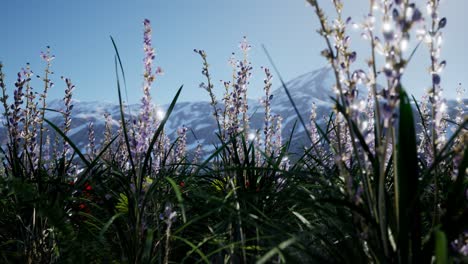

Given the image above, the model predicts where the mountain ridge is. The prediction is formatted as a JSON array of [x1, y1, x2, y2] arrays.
[[1, 67, 465, 155]]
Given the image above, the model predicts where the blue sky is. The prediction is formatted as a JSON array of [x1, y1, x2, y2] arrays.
[[1, 0, 466, 105]]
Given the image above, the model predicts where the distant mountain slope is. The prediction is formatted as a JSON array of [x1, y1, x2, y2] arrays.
[[1, 67, 465, 155]]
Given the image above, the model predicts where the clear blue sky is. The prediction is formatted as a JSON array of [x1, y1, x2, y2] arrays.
[[1, 0, 466, 105]]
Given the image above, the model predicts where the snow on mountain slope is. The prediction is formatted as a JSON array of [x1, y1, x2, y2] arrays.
[[66, 67, 339, 151], [272, 66, 335, 107], [1, 67, 465, 154], [269, 67, 335, 137]]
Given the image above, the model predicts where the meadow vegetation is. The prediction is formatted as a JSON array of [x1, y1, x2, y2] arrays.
[[0, 0, 467, 263]]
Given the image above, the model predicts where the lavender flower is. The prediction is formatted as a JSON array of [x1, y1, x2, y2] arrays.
[[61, 77, 74, 134], [363, 86, 375, 154], [87, 122, 96, 159], [21, 64, 40, 169], [174, 125, 188, 163], [52, 134, 60, 162], [454, 84, 465, 127], [138, 19, 161, 156], [61, 77, 75, 157], [9, 71, 26, 148], [232, 56, 252, 136], [309, 102, 325, 159], [104, 113, 113, 145], [43, 135, 51, 162], [271, 115, 283, 157], [0, 63, 11, 126], [38, 47, 55, 165], [40, 46, 55, 63], [194, 49, 221, 135], [252, 130, 262, 167], [237, 37, 252, 134], [192, 142, 203, 166], [261, 67, 273, 155], [451, 231, 468, 257], [238, 36, 251, 54], [309, 103, 319, 144], [422, 0, 448, 155]]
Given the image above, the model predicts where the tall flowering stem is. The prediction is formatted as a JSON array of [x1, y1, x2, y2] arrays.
[[137, 19, 163, 156], [417, 0, 448, 230], [61, 77, 75, 157], [231, 55, 252, 137], [238, 37, 252, 134], [192, 142, 203, 168], [425, 0, 447, 155], [38, 47, 55, 165], [309, 102, 325, 160], [306, 0, 365, 208], [261, 67, 273, 156], [271, 115, 283, 157], [104, 113, 113, 145], [306, 0, 468, 261], [174, 126, 188, 163], [307, 0, 420, 257], [194, 49, 222, 138], [6, 71, 26, 163], [87, 122, 96, 159], [0, 63, 11, 134], [454, 84, 465, 128], [367, 1, 383, 150], [21, 64, 40, 169]]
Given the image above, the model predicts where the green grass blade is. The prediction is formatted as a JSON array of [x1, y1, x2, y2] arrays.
[[166, 176, 186, 223], [434, 229, 449, 264], [44, 118, 90, 167], [396, 87, 421, 262], [141, 85, 183, 178], [256, 237, 296, 264], [420, 118, 467, 189], [114, 55, 137, 179], [141, 228, 155, 262], [192, 140, 229, 176], [99, 212, 125, 238], [172, 235, 210, 264], [110, 37, 138, 181], [76, 135, 118, 186], [110, 36, 129, 101]]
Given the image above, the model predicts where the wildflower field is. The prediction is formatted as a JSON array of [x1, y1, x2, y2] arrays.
[[0, 0, 467, 263]]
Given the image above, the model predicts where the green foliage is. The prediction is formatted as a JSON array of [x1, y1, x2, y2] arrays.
[[0, 9, 467, 263]]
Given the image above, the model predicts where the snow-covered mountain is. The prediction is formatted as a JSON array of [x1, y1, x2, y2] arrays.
[[1, 67, 465, 155]]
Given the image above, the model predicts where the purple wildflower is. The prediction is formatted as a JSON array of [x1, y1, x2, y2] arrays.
[[38, 47, 55, 165], [239, 36, 251, 53], [9, 71, 26, 148], [271, 115, 283, 157], [192, 142, 203, 166], [87, 122, 96, 159], [194, 49, 221, 133], [104, 113, 113, 145], [21, 64, 40, 169], [61, 77, 75, 157], [138, 19, 160, 156], [174, 125, 188, 163], [262, 67, 273, 155]]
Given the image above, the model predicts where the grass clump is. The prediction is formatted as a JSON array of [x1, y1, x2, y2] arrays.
[[0, 1, 467, 263]]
